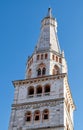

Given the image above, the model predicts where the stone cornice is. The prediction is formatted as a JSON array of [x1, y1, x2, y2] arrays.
[[23, 124, 64, 130], [12, 73, 66, 87], [12, 98, 64, 110], [35, 49, 62, 57]]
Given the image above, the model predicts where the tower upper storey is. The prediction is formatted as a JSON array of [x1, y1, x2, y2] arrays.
[[35, 8, 61, 54], [26, 8, 67, 79]]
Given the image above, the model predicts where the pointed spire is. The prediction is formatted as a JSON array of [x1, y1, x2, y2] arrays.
[[47, 8, 52, 17], [35, 8, 61, 54]]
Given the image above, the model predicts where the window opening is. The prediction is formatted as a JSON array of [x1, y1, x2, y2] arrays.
[[52, 55, 54, 60], [42, 67, 46, 75], [43, 109, 49, 120], [41, 54, 43, 60], [44, 85, 50, 95], [59, 58, 62, 63], [36, 86, 42, 96], [28, 69, 32, 78], [28, 87, 34, 97], [37, 55, 40, 60], [45, 54, 48, 59], [53, 65, 59, 75], [34, 111, 40, 121], [56, 56, 58, 62], [37, 68, 41, 76], [25, 112, 31, 122]]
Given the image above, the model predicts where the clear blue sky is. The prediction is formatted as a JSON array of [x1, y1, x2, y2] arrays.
[[0, 0, 82, 130]]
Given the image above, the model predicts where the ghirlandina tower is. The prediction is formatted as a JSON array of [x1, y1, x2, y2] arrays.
[[8, 8, 75, 130]]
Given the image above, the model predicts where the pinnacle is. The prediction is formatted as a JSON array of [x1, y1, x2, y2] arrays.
[[47, 8, 52, 18]]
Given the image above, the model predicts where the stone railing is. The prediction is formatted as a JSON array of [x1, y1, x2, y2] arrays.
[[28, 92, 50, 98]]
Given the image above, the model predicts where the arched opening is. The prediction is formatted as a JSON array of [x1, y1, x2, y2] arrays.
[[37, 68, 41, 76], [28, 69, 32, 78], [41, 54, 43, 60], [25, 111, 31, 122], [37, 55, 40, 60], [43, 109, 49, 120], [37, 63, 46, 77], [34, 110, 40, 121], [36, 85, 42, 96], [45, 53, 48, 59], [53, 65, 59, 75], [44, 84, 50, 95], [59, 58, 62, 63], [28, 86, 34, 97], [56, 56, 58, 62], [42, 67, 46, 75]]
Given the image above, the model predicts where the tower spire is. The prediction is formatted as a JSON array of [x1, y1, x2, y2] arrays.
[[35, 8, 61, 54]]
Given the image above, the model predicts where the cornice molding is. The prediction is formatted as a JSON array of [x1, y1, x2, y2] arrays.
[[12, 98, 64, 110], [12, 73, 66, 87]]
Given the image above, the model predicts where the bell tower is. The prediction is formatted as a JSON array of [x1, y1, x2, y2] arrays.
[[8, 8, 75, 130]]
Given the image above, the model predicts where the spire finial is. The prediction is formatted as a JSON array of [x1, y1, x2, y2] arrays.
[[47, 8, 52, 17]]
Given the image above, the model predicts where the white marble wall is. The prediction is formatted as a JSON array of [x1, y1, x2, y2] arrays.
[[8, 101, 64, 130], [13, 78, 63, 104]]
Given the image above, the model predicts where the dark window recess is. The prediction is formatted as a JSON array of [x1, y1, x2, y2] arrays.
[[35, 116, 39, 121], [26, 117, 31, 121], [29, 88, 34, 95], [45, 85, 50, 93], [41, 54, 43, 60], [37, 55, 39, 60], [45, 54, 48, 59], [37, 68, 41, 76], [37, 87, 42, 94], [44, 114, 48, 120], [42, 68, 46, 75]]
